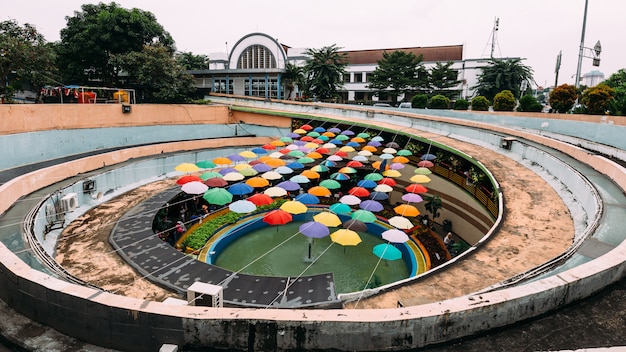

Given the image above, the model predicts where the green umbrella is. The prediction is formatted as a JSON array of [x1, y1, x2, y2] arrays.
[[357, 132, 370, 139], [320, 179, 342, 189], [396, 149, 413, 156], [364, 173, 384, 181], [196, 160, 217, 169], [203, 188, 233, 206], [335, 134, 350, 141], [200, 171, 223, 180], [297, 157, 316, 164], [351, 209, 377, 223]]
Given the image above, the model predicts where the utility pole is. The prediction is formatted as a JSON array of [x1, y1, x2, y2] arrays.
[[555, 50, 562, 88], [490, 17, 499, 58], [574, 0, 589, 91]]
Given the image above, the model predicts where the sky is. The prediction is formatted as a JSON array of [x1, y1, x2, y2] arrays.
[[5, 0, 625, 88]]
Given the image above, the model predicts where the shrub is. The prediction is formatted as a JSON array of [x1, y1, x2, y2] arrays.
[[411, 94, 428, 108], [493, 90, 516, 111], [428, 94, 450, 109], [517, 95, 543, 112], [581, 84, 615, 115], [453, 99, 469, 110], [549, 84, 577, 113], [471, 96, 490, 111]]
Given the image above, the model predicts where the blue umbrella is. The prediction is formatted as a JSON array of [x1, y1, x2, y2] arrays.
[[313, 126, 326, 133], [369, 191, 389, 201], [276, 180, 301, 191], [359, 200, 384, 212], [421, 153, 437, 161], [228, 183, 254, 196], [299, 221, 330, 238], [251, 147, 268, 155], [346, 141, 361, 147], [357, 179, 378, 189], [228, 200, 257, 214], [330, 172, 350, 181], [372, 243, 403, 261], [287, 161, 305, 169], [329, 203, 352, 214], [329, 139, 344, 145], [295, 193, 320, 204]]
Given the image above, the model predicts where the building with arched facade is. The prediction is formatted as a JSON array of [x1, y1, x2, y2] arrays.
[[190, 32, 485, 103]]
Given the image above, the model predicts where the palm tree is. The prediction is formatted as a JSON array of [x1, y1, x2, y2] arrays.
[[282, 63, 304, 100], [303, 44, 348, 102], [472, 58, 534, 101]]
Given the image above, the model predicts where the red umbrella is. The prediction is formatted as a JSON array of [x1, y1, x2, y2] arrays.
[[247, 193, 274, 206], [300, 136, 314, 142], [176, 175, 202, 185], [204, 178, 228, 187], [315, 147, 331, 154], [348, 187, 370, 198], [334, 151, 349, 157], [417, 160, 434, 168], [300, 124, 313, 131], [261, 144, 276, 150], [378, 178, 397, 187], [263, 209, 293, 225], [405, 184, 428, 193], [346, 160, 364, 168]]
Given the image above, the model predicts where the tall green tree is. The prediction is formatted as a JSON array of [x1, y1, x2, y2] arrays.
[[282, 62, 305, 100], [368, 50, 427, 103], [57, 2, 174, 85], [175, 52, 208, 70], [303, 45, 348, 101], [429, 61, 460, 99], [116, 44, 195, 103], [602, 69, 626, 115], [472, 58, 534, 101], [0, 20, 56, 89]]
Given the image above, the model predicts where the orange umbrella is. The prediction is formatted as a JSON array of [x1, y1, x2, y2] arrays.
[[394, 204, 420, 217], [270, 140, 286, 147], [361, 145, 378, 152], [245, 177, 270, 188], [212, 157, 232, 165], [301, 170, 321, 179], [308, 186, 332, 197], [265, 158, 286, 168], [306, 152, 323, 159], [392, 156, 410, 164]]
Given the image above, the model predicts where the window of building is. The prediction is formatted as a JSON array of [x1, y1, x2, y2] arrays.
[[354, 73, 363, 83], [237, 45, 277, 69], [245, 78, 280, 98], [343, 73, 351, 83], [213, 79, 232, 93]]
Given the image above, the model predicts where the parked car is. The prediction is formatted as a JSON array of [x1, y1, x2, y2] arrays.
[[398, 102, 412, 109], [373, 103, 391, 107]]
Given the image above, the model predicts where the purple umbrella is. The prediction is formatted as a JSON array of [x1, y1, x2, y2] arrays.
[[276, 180, 301, 191], [218, 167, 237, 175], [299, 221, 330, 238], [252, 163, 272, 172], [341, 130, 355, 136], [367, 141, 382, 147], [227, 154, 246, 162], [359, 200, 384, 212], [328, 127, 342, 133], [402, 193, 424, 203]]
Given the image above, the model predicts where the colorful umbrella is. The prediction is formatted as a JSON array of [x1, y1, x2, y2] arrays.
[[280, 200, 308, 214], [386, 142, 400, 148], [396, 149, 413, 156], [227, 154, 246, 162], [297, 157, 316, 164], [265, 158, 286, 168], [348, 187, 370, 197], [299, 221, 330, 239], [195, 160, 217, 169], [276, 180, 300, 191], [369, 191, 389, 201], [414, 167, 433, 175], [311, 164, 330, 173], [314, 212, 342, 227], [252, 163, 272, 172], [204, 177, 228, 187], [275, 166, 294, 175], [339, 194, 361, 205], [213, 157, 233, 165], [357, 179, 378, 189], [218, 167, 237, 175], [388, 216, 414, 230], [382, 169, 402, 178], [289, 175, 310, 184], [203, 188, 233, 206], [420, 153, 437, 161], [308, 186, 332, 197], [382, 229, 410, 243], [263, 209, 293, 225], [405, 184, 428, 193], [410, 174, 431, 183], [330, 229, 361, 246], [373, 184, 394, 193], [378, 178, 397, 186], [247, 193, 274, 205], [223, 172, 245, 181], [181, 181, 208, 195], [228, 183, 254, 196], [359, 199, 384, 212], [264, 186, 288, 197], [238, 167, 258, 177], [251, 147, 268, 155], [261, 171, 282, 180], [175, 163, 201, 173], [319, 179, 341, 190], [389, 162, 406, 170], [176, 175, 202, 185], [300, 170, 321, 179], [295, 193, 320, 204], [330, 172, 350, 181], [392, 156, 410, 164], [239, 151, 257, 159], [245, 177, 270, 188], [394, 204, 420, 217], [286, 161, 305, 170], [228, 200, 257, 214], [329, 203, 352, 214], [351, 209, 377, 223], [373, 243, 402, 261], [382, 147, 397, 154], [342, 219, 368, 232], [417, 160, 434, 168], [338, 166, 358, 174], [364, 173, 384, 181], [200, 171, 223, 180], [371, 136, 385, 142], [402, 193, 424, 203], [346, 160, 364, 168]]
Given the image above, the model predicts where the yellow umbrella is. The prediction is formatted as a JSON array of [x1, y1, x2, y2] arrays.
[[175, 163, 200, 173], [239, 150, 257, 159], [245, 177, 270, 188], [280, 200, 308, 214], [304, 142, 320, 149], [410, 174, 432, 183], [308, 186, 332, 197], [330, 229, 362, 246], [314, 211, 342, 227], [394, 204, 420, 217], [293, 128, 307, 134], [382, 169, 402, 178], [339, 146, 356, 152], [233, 163, 252, 171]]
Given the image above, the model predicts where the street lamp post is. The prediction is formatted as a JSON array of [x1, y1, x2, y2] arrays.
[[574, 0, 601, 91]]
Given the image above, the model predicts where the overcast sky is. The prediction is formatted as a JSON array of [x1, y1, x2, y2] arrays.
[[6, 0, 624, 88]]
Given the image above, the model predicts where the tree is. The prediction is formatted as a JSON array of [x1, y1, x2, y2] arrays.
[[57, 2, 174, 85], [303, 45, 348, 101], [175, 52, 208, 70], [493, 90, 516, 111], [581, 84, 615, 115], [117, 44, 195, 103], [429, 61, 460, 99], [549, 84, 578, 113], [282, 62, 305, 100], [368, 50, 428, 103], [517, 94, 543, 112], [423, 194, 443, 219], [602, 69, 626, 115], [472, 58, 534, 101], [0, 20, 56, 90]]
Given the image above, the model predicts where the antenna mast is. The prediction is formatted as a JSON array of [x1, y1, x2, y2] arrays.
[[490, 17, 500, 58]]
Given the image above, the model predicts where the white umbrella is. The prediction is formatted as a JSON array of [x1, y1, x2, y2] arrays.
[[382, 147, 397, 154], [373, 184, 394, 193], [388, 216, 414, 230], [261, 171, 282, 180], [269, 152, 284, 159], [264, 186, 288, 197], [358, 150, 373, 157], [223, 172, 245, 181], [181, 181, 208, 195], [382, 229, 410, 243], [339, 194, 361, 205]]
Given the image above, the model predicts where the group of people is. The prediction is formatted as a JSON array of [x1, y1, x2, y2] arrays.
[[154, 196, 212, 247]]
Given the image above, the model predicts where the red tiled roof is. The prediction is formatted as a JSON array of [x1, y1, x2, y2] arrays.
[[339, 45, 463, 65]]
